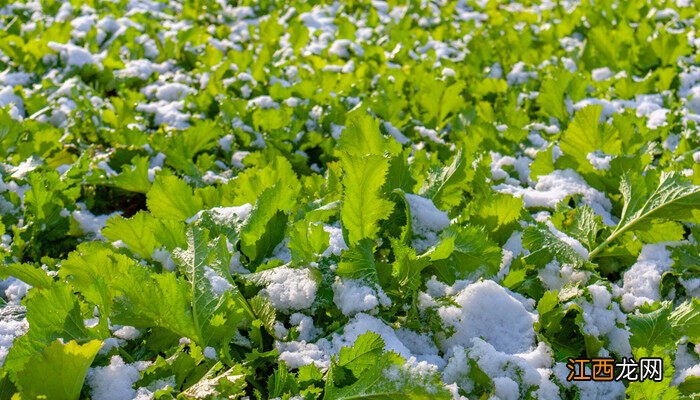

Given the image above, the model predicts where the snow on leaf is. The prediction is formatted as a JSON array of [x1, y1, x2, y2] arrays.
[[523, 225, 588, 267], [173, 226, 248, 346]]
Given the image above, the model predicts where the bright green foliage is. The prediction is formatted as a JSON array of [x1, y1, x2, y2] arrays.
[[430, 226, 502, 283], [626, 348, 681, 400], [628, 303, 676, 351], [537, 69, 583, 121], [146, 175, 203, 221], [172, 226, 249, 346], [0, 0, 699, 398], [523, 225, 588, 267], [340, 154, 394, 245], [4, 282, 91, 373], [590, 172, 700, 258], [288, 219, 330, 264], [422, 150, 474, 210], [102, 211, 161, 257], [60, 243, 137, 321], [560, 106, 621, 165], [108, 155, 152, 193], [15, 339, 101, 400], [108, 263, 198, 340], [567, 205, 602, 252], [336, 239, 378, 282], [325, 333, 451, 400], [239, 182, 296, 263], [338, 111, 396, 157], [0, 263, 53, 289]]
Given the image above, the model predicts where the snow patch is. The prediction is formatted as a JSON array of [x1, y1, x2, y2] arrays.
[[88, 355, 151, 400], [405, 194, 450, 253], [259, 266, 318, 312], [620, 243, 675, 312], [332, 277, 391, 316], [494, 169, 615, 225], [439, 280, 537, 354]]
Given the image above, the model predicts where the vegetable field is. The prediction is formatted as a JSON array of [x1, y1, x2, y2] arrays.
[[1, 0, 700, 399]]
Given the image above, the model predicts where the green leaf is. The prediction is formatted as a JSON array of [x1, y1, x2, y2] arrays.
[[102, 211, 158, 257], [628, 302, 674, 351], [111, 266, 197, 340], [385, 149, 417, 193], [651, 31, 690, 66], [288, 219, 330, 263], [161, 120, 223, 172], [626, 347, 680, 400], [250, 295, 277, 335], [23, 170, 78, 257], [326, 375, 451, 400], [0, 263, 52, 289], [227, 156, 300, 206], [252, 107, 293, 132], [537, 69, 574, 121], [5, 283, 90, 373], [337, 110, 393, 157], [110, 155, 152, 193], [590, 172, 700, 259], [391, 239, 431, 294], [672, 242, 700, 275], [153, 218, 188, 250], [634, 220, 685, 244], [537, 297, 587, 361], [298, 364, 323, 384], [621, 172, 700, 224], [679, 376, 700, 396], [568, 205, 602, 252], [268, 362, 298, 398], [325, 333, 451, 400], [669, 298, 700, 342], [522, 225, 588, 267], [15, 339, 101, 400], [239, 183, 294, 262], [468, 193, 523, 241], [559, 105, 621, 171], [337, 239, 377, 282], [0, 109, 24, 157], [325, 354, 449, 400], [473, 78, 507, 97], [336, 332, 385, 375], [173, 226, 247, 346], [60, 243, 137, 318], [421, 149, 473, 209], [340, 154, 394, 245], [430, 225, 503, 283], [628, 299, 699, 353], [529, 145, 556, 181], [437, 81, 466, 127], [146, 175, 203, 221]]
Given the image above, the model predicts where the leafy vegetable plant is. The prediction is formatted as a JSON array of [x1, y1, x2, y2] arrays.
[[0, 0, 699, 399]]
